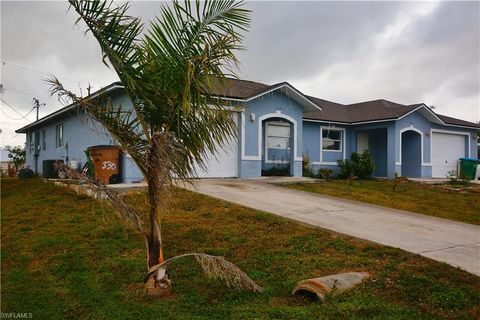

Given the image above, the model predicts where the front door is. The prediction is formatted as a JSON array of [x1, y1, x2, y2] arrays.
[[357, 132, 369, 153], [262, 120, 291, 176]]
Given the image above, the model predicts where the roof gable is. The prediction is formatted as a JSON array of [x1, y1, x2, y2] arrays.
[[211, 78, 322, 112], [305, 99, 479, 129], [16, 82, 124, 133]]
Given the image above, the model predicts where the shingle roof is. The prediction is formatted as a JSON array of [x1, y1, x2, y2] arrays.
[[210, 78, 321, 111], [436, 114, 479, 128], [16, 78, 480, 133], [209, 78, 270, 99], [303, 99, 423, 123], [212, 79, 478, 128]]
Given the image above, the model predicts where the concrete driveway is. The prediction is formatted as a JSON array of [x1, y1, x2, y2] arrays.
[[185, 177, 480, 276]]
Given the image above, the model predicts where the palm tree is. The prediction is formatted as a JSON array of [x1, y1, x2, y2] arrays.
[[48, 0, 260, 297]]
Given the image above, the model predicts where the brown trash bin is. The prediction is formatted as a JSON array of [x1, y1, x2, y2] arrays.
[[87, 145, 122, 184]]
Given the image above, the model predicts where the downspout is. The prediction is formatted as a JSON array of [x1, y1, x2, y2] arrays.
[[34, 129, 40, 175]]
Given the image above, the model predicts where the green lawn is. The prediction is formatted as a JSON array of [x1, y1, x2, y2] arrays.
[[285, 179, 480, 225], [1, 178, 479, 319]]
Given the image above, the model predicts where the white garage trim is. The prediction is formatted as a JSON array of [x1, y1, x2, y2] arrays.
[[396, 126, 430, 166], [430, 129, 470, 178], [193, 112, 238, 178], [430, 128, 471, 158], [240, 111, 259, 161]]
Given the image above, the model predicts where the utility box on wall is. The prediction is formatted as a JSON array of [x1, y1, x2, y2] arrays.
[[42, 159, 63, 178]]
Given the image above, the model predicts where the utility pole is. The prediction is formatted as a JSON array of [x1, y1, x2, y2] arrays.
[[32, 98, 45, 175], [32, 97, 45, 121]]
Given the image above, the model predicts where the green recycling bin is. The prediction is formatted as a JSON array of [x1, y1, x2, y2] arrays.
[[459, 158, 478, 180]]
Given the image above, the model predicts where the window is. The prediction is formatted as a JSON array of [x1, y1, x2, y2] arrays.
[[56, 124, 64, 148], [29, 133, 34, 153], [322, 129, 342, 151], [42, 129, 47, 151], [266, 122, 291, 162]]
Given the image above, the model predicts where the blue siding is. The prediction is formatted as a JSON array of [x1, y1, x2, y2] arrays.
[[122, 155, 144, 183], [396, 110, 477, 177], [395, 112, 432, 164], [22, 88, 478, 181], [302, 122, 348, 162], [302, 122, 320, 162], [239, 90, 304, 177], [25, 110, 113, 174], [401, 130, 422, 177], [24, 91, 144, 182], [347, 122, 395, 178]]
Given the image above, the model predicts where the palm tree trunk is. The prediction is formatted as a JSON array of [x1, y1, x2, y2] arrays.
[[145, 133, 173, 297], [147, 181, 163, 267]]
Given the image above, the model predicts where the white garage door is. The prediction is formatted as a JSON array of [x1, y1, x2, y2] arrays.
[[193, 112, 238, 178], [431, 132, 466, 178]]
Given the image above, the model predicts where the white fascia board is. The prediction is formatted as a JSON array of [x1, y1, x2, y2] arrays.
[[245, 83, 322, 112], [16, 84, 124, 133], [303, 118, 395, 125], [398, 105, 443, 124], [214, 84, 322, 113]]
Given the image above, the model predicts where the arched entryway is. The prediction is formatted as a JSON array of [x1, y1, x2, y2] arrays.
[[401, 130, 422, 178], [261, 117, 294, 176]]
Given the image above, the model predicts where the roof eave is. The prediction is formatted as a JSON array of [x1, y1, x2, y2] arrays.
[[243, 82, 322, 112], [15, 82, 124, 134]]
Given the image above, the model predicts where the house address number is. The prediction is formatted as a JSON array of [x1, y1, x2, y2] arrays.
[[102, 161, 117, 170]]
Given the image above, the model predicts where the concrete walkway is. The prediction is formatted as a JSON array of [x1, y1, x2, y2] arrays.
[[185, 178, 480, 276]]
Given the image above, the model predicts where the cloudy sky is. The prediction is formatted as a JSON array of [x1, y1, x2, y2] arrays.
[[1, 1, 479, 147]]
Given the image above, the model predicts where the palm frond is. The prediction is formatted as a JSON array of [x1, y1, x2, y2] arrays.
[[146, 253, 262, 293], [49, 0, 255, 295], [68, 0, 151, 141], [59, 163, 146, 236]]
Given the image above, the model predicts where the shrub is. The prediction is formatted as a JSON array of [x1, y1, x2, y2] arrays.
[[337, 150, 375, 179], [446, 169, 470, 186], [355, 150, 375, 179], [302, 154, 315, 178], [318, 168, 333, 180], [262, 165, 290, 176], [337, 158, 353, 179]]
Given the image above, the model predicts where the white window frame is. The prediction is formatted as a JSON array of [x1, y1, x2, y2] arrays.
[[42, 129, 47, 151], [321, 128, 343, 152], [29, 133, 34, 153], [265, 121, 291, 164], [56, 124, 64, 148], [312, 126, 346, 165]]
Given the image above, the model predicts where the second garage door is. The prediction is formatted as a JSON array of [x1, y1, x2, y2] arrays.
[[431, 132, 466, 178], [193, 112, 238, 178]]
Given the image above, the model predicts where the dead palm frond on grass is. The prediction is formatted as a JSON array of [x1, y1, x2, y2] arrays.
[[47, 0, 259, 297]]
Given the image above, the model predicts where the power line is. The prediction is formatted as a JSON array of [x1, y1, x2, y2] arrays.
[[0, 98, 35, 121], [0, 122, 28, 127], [1, 61, 82, 84], [4, 88, 49, 98], [0, 105, 35, 121]]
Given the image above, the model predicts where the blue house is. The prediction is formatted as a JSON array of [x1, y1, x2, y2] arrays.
[[16, 79, 479, 182]]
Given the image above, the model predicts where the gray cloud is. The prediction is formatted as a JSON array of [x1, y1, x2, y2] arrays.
[[1, 1, 478, 147]]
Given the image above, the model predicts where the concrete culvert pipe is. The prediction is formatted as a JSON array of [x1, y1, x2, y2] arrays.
[[292, 272, 369, 302]]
